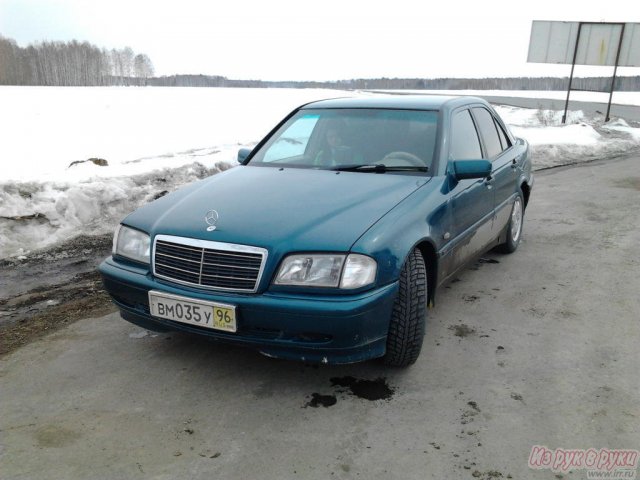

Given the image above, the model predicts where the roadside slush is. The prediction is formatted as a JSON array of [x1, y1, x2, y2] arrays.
[[0, 153, 638, 479]]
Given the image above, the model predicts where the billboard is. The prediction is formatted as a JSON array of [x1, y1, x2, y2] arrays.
[[527, 21, 640, 67]]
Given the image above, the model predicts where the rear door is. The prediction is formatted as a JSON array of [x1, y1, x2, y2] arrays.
[[471, 107, 518, 233]]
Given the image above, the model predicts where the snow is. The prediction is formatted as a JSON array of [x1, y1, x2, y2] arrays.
[[512, 123, 602, 146], [0, 86, 356, 183], [493, 104, 640, 169], [492, 105, 587, 127], [0, 162, 218, 259], [494, 106, 602, 147], [1, 86, 639, 259], [601, 119, 640, 140]]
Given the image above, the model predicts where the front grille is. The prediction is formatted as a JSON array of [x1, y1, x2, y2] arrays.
[[153, 235, 266, 292]]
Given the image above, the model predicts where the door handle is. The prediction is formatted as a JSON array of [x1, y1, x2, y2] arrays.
[[511, 156, 521, 169], [484, 175, 494, 188]]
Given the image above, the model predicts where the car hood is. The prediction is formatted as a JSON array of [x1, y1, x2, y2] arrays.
[[124, 165, 430, 254]]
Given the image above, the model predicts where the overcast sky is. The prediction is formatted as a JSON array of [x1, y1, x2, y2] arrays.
[[1, 0, 638, 81]]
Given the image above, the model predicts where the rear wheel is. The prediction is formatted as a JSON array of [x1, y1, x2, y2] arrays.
[[496, 191, 524, 254], [383, 248, 427, 367]]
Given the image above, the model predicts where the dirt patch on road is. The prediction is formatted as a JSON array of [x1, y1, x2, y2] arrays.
[[0, 271, 115, 356], [449, 324, 476, 338], [0, 235, 115, 357]]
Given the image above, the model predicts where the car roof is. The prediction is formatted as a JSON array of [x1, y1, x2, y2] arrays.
[[301, 95, 488, 111]]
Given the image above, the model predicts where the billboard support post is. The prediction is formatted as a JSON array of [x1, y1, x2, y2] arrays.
[[605, 23, 626, 122], [562, 22, 583, 124]]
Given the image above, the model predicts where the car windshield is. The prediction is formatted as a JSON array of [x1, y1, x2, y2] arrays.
[[248, 108, 438, 173]]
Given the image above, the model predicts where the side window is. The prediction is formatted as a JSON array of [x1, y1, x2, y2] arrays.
[[472, 107, 502, 159], [450, 110, 482, 160], [494, 118, 511, 151], [262, 114, 319, 162]]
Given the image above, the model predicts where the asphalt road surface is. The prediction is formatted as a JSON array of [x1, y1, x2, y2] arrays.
[[479, 95, 640, 124], [1, 154, 639, 480], [370, 89, 640, 124]]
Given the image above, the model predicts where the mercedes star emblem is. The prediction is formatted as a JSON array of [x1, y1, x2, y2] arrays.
[[205, 210, 219, 231]]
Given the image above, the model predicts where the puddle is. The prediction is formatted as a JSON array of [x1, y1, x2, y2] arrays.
[[304, 393, 337, 408], [330, 376, 394, 401]]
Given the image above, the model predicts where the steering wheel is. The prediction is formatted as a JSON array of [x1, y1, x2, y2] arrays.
[[381, 151, 425, 167]]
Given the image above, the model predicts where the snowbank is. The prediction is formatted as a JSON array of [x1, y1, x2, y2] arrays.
[[0, 162, 227, 258], [494, 105, 640, 169], [601, 118, 640, 140]]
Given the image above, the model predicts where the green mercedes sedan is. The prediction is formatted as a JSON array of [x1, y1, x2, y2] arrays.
[[99, 95, 533, 367]]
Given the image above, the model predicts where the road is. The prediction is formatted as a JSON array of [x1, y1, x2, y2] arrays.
[[479, 95, 640, 124], [1, 155, 639, 480], [369, 89, 640, 124]]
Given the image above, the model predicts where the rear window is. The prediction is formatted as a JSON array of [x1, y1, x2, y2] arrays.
[[472, 107, 502, 159], [495, 118, 511, 151]]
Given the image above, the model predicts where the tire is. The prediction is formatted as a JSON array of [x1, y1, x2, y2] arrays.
[[495, 190, 524, 254], [383, 248, 427, 367]]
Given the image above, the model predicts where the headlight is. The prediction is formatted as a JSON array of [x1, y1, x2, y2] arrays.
[[274, 253, 376, 289], [113, 225, 150, 264], [274, 254, 344, 287]]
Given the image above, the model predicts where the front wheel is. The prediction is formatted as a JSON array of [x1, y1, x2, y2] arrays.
[[496, 192, 524, 254], [383, 248, 427, 367]]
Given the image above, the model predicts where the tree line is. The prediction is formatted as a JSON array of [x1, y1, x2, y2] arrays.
[[0, 35, 154, 86], [149, 74, 640, 91], [1, 34, 638, 91]]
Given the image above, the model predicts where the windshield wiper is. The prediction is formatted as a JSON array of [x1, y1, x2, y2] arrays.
[[331, 164, 428, 173]]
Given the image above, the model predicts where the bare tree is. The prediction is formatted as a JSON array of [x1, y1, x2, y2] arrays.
[[0, 36, 19, 84], [109, 47, 138, 85], [120, 47, 134, 85], [134, 53, 154, 85]]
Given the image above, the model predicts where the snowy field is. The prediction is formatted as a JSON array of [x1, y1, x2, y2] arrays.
[[1, 86, 640, 259], [0, 87, 354, 183]]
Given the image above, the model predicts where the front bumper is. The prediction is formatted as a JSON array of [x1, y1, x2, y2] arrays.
[[99, 257, 398, 364]]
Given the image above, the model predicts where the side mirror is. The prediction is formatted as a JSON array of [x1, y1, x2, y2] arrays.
[[237, 148, 252, 165], [448, 160, 492, 181]]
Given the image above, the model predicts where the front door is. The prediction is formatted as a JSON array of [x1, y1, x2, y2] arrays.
[[446, 109, 495, 272]]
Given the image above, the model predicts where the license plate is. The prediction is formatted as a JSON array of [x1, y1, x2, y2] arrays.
[[148, 290, 237, 333]]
